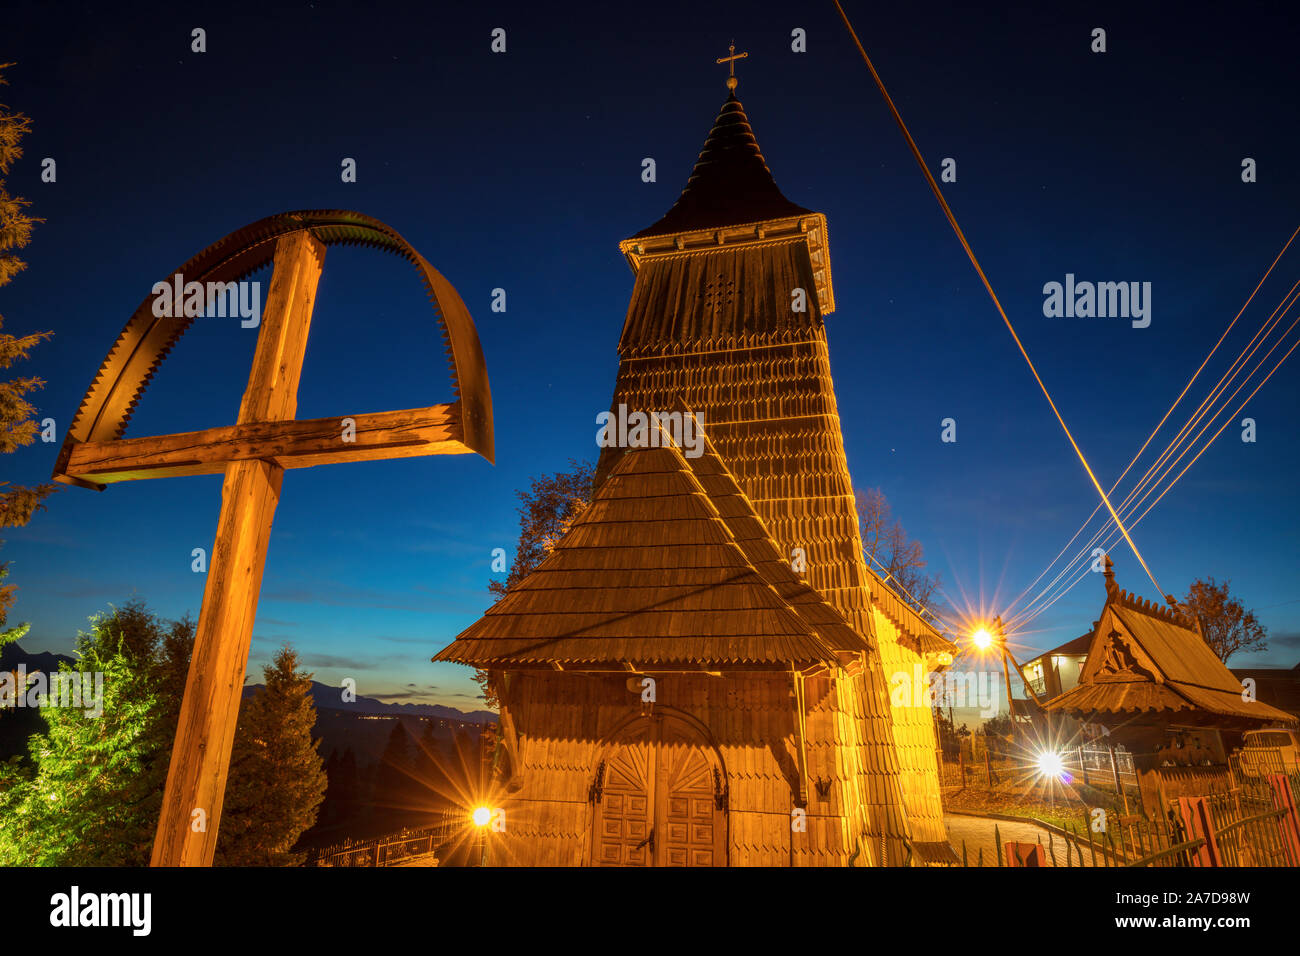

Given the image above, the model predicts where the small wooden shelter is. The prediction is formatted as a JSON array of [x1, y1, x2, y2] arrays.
[[1044, 557, 1295, 809], [436, 71, 954, 865]]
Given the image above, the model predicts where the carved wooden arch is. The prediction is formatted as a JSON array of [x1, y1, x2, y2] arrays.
[[594, 705, 730, 780], [52, 208, 493, 488]]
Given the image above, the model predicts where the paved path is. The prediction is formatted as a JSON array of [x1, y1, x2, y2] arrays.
[[944, 813, 1101, 866], [390, 852, 439, 867]]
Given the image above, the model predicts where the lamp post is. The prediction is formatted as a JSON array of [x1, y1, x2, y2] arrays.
[[993, 616, 1015, 717], [472, 806, 491, 866], [970, 620, 1072, 802], [972, 616, 1045, 713]]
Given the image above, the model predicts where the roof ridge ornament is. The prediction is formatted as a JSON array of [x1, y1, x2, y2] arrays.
[[716, 40, 748, 93], [1106, 562, 1198, 628]]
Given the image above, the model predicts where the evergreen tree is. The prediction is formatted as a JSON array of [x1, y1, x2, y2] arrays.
[[0, 601, 192, 865], [0, 61, 54, 651], [415, 720, 455, 813], [321, 748, 340, 824], [336, 748, 359, 822], [216, 645, 326, 866], [217, 647, 325, 863], [374, 719, 416, 828]]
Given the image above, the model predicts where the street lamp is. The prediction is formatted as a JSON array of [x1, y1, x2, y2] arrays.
[[969, 616, 1046, 714], [1034, 749, 1069, 782]]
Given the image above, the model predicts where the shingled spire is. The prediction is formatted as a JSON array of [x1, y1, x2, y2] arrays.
[[633, 91, 812, 239]]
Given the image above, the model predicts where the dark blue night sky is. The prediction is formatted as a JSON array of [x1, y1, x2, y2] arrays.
[[4, 0, 1298, 711]]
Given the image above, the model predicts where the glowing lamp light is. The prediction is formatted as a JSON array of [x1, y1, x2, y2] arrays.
[[1035, 750, 1069, 782], [472, 806, 492, 827], [971, 627, 994, 650]]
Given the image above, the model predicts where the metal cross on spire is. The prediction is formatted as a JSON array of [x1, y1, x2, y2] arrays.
[[716, 41, 748, 91]]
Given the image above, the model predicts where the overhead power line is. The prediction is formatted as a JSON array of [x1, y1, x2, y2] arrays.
[[1010, 290, 1300, 630], [834, 1, 1165, 600], [1009, 279, 1300, 630], [1004, 227, 1300, 620]]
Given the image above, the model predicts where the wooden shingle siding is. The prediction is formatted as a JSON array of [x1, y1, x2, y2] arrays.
[[590, 225, 951, 855], [436, 444, 847, 667]]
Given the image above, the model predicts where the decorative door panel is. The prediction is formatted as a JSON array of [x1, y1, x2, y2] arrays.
[[593, 726, 653, 866], [658, 738, 721, 867], [591, 712, 726, 867]]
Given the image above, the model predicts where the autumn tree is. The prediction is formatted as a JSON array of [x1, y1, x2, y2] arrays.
[[856, 486, 942, 616], [476, 459, 595, 708], [0, 62, 54, 650], [1183, 577, 1267, 663], [216, 645, 326, 866], [488, 458, 596, 598]]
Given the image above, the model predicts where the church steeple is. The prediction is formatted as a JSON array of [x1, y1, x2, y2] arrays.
[[620, 70, 833, 318], [633, 48, 812, 240]]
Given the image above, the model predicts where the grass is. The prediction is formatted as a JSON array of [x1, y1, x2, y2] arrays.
[[942, 772, 1134, 833]]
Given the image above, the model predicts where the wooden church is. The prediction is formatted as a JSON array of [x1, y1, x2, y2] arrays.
[[435, 63, 955, 866]]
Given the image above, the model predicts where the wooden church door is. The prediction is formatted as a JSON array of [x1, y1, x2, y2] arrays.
[[591, 713, 726, 866]]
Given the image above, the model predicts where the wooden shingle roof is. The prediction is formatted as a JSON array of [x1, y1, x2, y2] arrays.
[[434, 442, 858, 669], [863, 568, 953, 657], [632, 92, 812, 240], [686, 428, 870, 655], [1044, 575, 1297, 726]]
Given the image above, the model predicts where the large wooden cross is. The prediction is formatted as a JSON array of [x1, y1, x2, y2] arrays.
[[53, 211, 494, 866]]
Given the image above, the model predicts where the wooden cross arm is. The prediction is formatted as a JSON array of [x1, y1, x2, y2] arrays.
[[57, 403, 468, 487]]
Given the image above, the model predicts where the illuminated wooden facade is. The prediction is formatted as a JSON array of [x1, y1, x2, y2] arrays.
[[436, 82, 953, 864]]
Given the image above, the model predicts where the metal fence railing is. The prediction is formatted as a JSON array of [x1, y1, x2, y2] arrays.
[[304, 813, 458, 867], [951, 769, 1300, 868], [937, 738, 1137, 790]]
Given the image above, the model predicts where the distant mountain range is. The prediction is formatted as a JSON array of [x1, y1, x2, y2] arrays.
[[2, 642, 495, 725], [243, 679, 496, 724], [0, 641, 75, 675]]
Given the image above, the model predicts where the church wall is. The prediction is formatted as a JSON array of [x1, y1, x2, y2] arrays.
[[870, 607, 947, 844], [490, 669, 888, 866]]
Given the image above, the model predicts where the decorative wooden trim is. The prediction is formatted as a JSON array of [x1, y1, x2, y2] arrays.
[[466, 661, 817, 674], [496, 702, 525, 792], [617, 211, 835, 316]]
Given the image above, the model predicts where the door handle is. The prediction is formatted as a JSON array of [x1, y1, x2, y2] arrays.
[[634, 827, 655, 852]]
